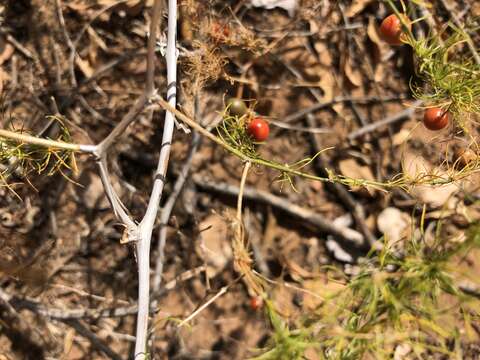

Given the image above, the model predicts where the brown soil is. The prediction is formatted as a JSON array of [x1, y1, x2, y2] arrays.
[[0, 0, 479, 359]]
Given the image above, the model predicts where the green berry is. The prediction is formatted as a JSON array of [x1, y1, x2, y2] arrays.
[[227, 98, 248, 117]]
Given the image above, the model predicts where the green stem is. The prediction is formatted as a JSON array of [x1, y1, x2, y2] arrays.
[[158, 98, 467, 190]]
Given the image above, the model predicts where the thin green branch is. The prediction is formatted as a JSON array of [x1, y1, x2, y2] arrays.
[[157, 98, 480, 190]]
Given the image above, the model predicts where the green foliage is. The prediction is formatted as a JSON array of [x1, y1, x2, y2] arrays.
[[386, 0, 480, 133], [410, 26, 480, 130], [0, 116, 77, 191], [217, 108, 259, 159], [251, 300, 317, 360], [255, 221, 480, 359]]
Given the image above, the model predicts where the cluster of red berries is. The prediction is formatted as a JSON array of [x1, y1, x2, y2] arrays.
[[227, 98, 270, 142]]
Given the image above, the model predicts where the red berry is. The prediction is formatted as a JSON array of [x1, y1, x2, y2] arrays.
[[379, 14, 410, 46], [247, 117, 270, 142], [423, 107, 449, 131], [249, 296, 263, 310]]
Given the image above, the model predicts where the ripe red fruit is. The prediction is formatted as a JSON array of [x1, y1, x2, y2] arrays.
[[249, 296, 263, 311], [247, 117, 270, 142], [423, 108, 449, 131], [379, 14, 411, 46]]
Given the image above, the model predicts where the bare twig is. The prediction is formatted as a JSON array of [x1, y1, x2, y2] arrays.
[[178, 286, 229, 327], [95, 93, 149, 155], [97, 156, 136, 229], [0, 267, 205, 320], [55, 0, 78, 87], [193, 175, 364, 246], [5, 34, 37, 61], [347, 101, 422, 140], [0, 128, 96, 153], [71, 0, 132, 49], [0, 291, 49, 355], [177, 278, 241, 328], [62, 319, 123, 360], [79, 48, 146, 88], [153, 130, 201, 293], [49, 283, 130, 305], [54, 0, 138, 236], [2, 3, 167, 355], [281, 95, 405, 124], [14, 298, 141, 319], [134, 0, 171, 356], [96, 0, 162, 156]]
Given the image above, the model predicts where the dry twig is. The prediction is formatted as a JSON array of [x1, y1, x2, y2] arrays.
[[193, 175, 364, 246]]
